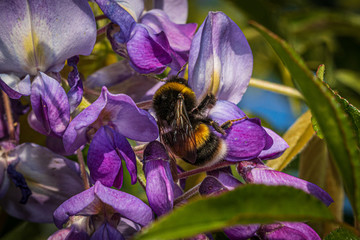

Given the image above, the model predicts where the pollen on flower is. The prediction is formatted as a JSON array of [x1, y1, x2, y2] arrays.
[[23, 32, 48, 75]]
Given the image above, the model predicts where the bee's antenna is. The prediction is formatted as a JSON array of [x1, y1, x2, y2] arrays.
[[176, 62, 188, 77]]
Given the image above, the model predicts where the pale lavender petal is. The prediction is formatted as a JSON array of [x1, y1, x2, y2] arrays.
[[224, 224, 260, 240], [0, 158, 9, 198], [238, 159, 334, 206], [258, 222, 320, 240], [88, 126, 136, 188], [209, 101, 270, 161], [127, 24, 172, 74], [143, 141, 174, 216], [27, 110, 48, 136], [46, 135, 68, 156], [30, 72, 70, 137], [95, 0, 136, 43], [85, 60, 135, 89], [63, 87, 158, 154], [94, 181, 154, 226], [67, 56, 83, 113], [258, 128, 289, 160], [153, 0, 189, 24], [85, 60, 158, 103], [0, 74, 31, 99], [188, 12, 252, 104], [209, 100, 246, 124], [91, 223, 124, 240], [0, 0, 96, 75], [112, 0, 144, 22], [0, 143, 84, 223]]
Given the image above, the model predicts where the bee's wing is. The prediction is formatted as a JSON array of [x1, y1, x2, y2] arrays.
[[172, 94, 197, 164]]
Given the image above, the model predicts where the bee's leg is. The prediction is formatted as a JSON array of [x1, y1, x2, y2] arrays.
[[199, 117, 227, 135], [221, 116, 248, 129], [191, 94, 217, 115]]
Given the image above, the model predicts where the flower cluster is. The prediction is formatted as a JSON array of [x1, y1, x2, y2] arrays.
[[0, 0, 333, 239]]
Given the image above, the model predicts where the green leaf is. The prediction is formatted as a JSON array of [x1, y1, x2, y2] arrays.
[[311, 117, 324, 139], [135, 185, 334, 240], [300, 136, 345, 235], [325, 228, 360, 240], [267, 110, 314, 171], [250, 20, 360, 224]]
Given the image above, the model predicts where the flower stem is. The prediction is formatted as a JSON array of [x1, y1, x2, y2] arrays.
[[249, 78, 304, 99], [174, 183, 201, 206], [97, 23, 111, 36], [177, 161, 234, 180], [95, 15, 107, 21], [77, 149, 90, 190], [2, 91, 15, 140]]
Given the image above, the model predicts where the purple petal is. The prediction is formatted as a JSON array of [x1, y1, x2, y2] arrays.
[[153, 0, 189, 24], [53, 186, 97, 228], [88, 126, 136, 188], [199, 176, 227, 196], [209, 101, 269, 161], [0, 74, 31, 99], [91, 223, 125, 240], [224, 224, 260, 240], [30, 72, 70, 137], [188, 11, 253, 104], [95, 0, 137, 43], [258, 128, 289, 160], [238, 159, 334, 206], [207, 168, 242, 190], [140, 10, 197, 53], [67, 56, 83, 113], [94, 181, 154, 226], [258, 222, 320, 240], [0, 0, 96, 75], [143, 141, 174, 216], [0, 143, 84, 223], [127, 24, 172, 74], [140, 10, 196, 72], [63, 87, 158, 154]]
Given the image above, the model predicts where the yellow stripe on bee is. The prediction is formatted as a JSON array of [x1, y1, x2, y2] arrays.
[[194, 124, 211, 148], [154, 82, 196, 99]]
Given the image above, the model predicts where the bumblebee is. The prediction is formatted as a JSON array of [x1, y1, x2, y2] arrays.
[[153, 77, 237, 166]]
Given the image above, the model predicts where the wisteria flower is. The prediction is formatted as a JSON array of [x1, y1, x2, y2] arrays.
[[237, 158, 334, 206], [0, 143, 84, 223], [0, 0, 97, 140], [95, 0, 197, 74], [51, 181, 153, 239], [0, 0, 96, 98], [143, 141, 183, 216], [63, 87, 158, 187]]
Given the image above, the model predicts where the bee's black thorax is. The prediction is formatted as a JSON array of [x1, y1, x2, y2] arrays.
[[153, 77, 227, 166], [153, 78, 197, 124]]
